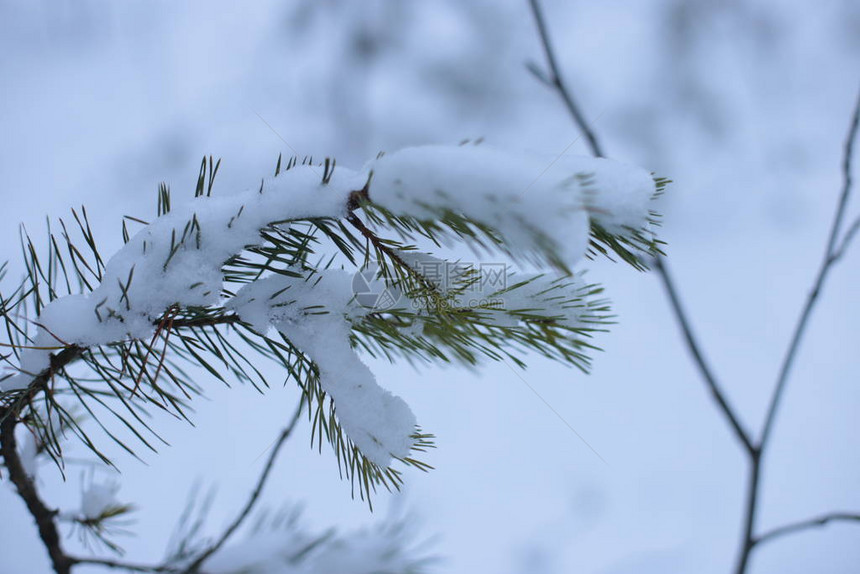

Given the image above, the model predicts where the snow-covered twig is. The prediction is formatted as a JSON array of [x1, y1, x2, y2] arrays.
[[3, 99, 662, 571]]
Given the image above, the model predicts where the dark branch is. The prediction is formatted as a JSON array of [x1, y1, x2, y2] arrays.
[[2, 314, 242, 414], [525, 0, 754, 455], [733, 453, 761, 574], [183, 401, 304, 573], [755, 512, 860, 547], [653, 258, 756, 454], [0, 312, 244, 573], [346, 212, 442, 296], [1, 345, 85, 409], [0, 412, 74, 574], [527, 0, 605, 158], [759, 89, 860, 451], [169, 314, 240, 329], [524, 5, 860, 574], [831, 216, 860, 262]]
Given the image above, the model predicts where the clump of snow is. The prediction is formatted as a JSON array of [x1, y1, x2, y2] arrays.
[[550, 154, 657, 235], [367, 145, 656, 267], [227, 269, 416, 467]]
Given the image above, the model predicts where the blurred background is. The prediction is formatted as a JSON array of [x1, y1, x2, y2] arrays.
[[1, 0, 858, 572]]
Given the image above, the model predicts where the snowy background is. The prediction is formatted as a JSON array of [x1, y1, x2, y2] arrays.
[[1, 0, 859, 572]]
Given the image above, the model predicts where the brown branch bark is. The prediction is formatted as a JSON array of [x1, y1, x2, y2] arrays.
[[0, 313, 243, 573], [346, 212, 442, 296], [1, 411, 74, 574]]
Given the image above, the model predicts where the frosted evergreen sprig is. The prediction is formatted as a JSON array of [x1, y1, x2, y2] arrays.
[[0, 144, 664, 504]]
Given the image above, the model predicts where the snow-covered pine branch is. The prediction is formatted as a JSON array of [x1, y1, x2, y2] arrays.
[[1, 144, 663, 501]]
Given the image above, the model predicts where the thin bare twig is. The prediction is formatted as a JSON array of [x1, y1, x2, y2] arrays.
[[831, 216, 860, 262], [734, 86, 860, 574], [527, 0, 755, 454], [733, 453, 761, 574], [760, 90, 860, 451], [525, 3, 860, 574], [755, 512, 860, 547], [183, 401, 304, 573], [527, 0, 605, 158], [653, 258, 755, 453]]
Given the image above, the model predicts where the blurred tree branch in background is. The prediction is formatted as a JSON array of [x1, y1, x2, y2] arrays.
[[526, 0, 860, 572]]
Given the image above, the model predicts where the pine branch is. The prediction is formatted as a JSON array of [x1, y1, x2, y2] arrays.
[[345, 213, 442, 297], [3, 140, 664, 570], [2, 345, 85, 410], [2, 315, 242, 415]]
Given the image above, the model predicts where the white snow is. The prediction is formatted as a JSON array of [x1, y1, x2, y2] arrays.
[[2, 165, 367, 392], [367, 145, 656, 267], [227, 270, 416, 466], [3, 145, 655, 469]]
